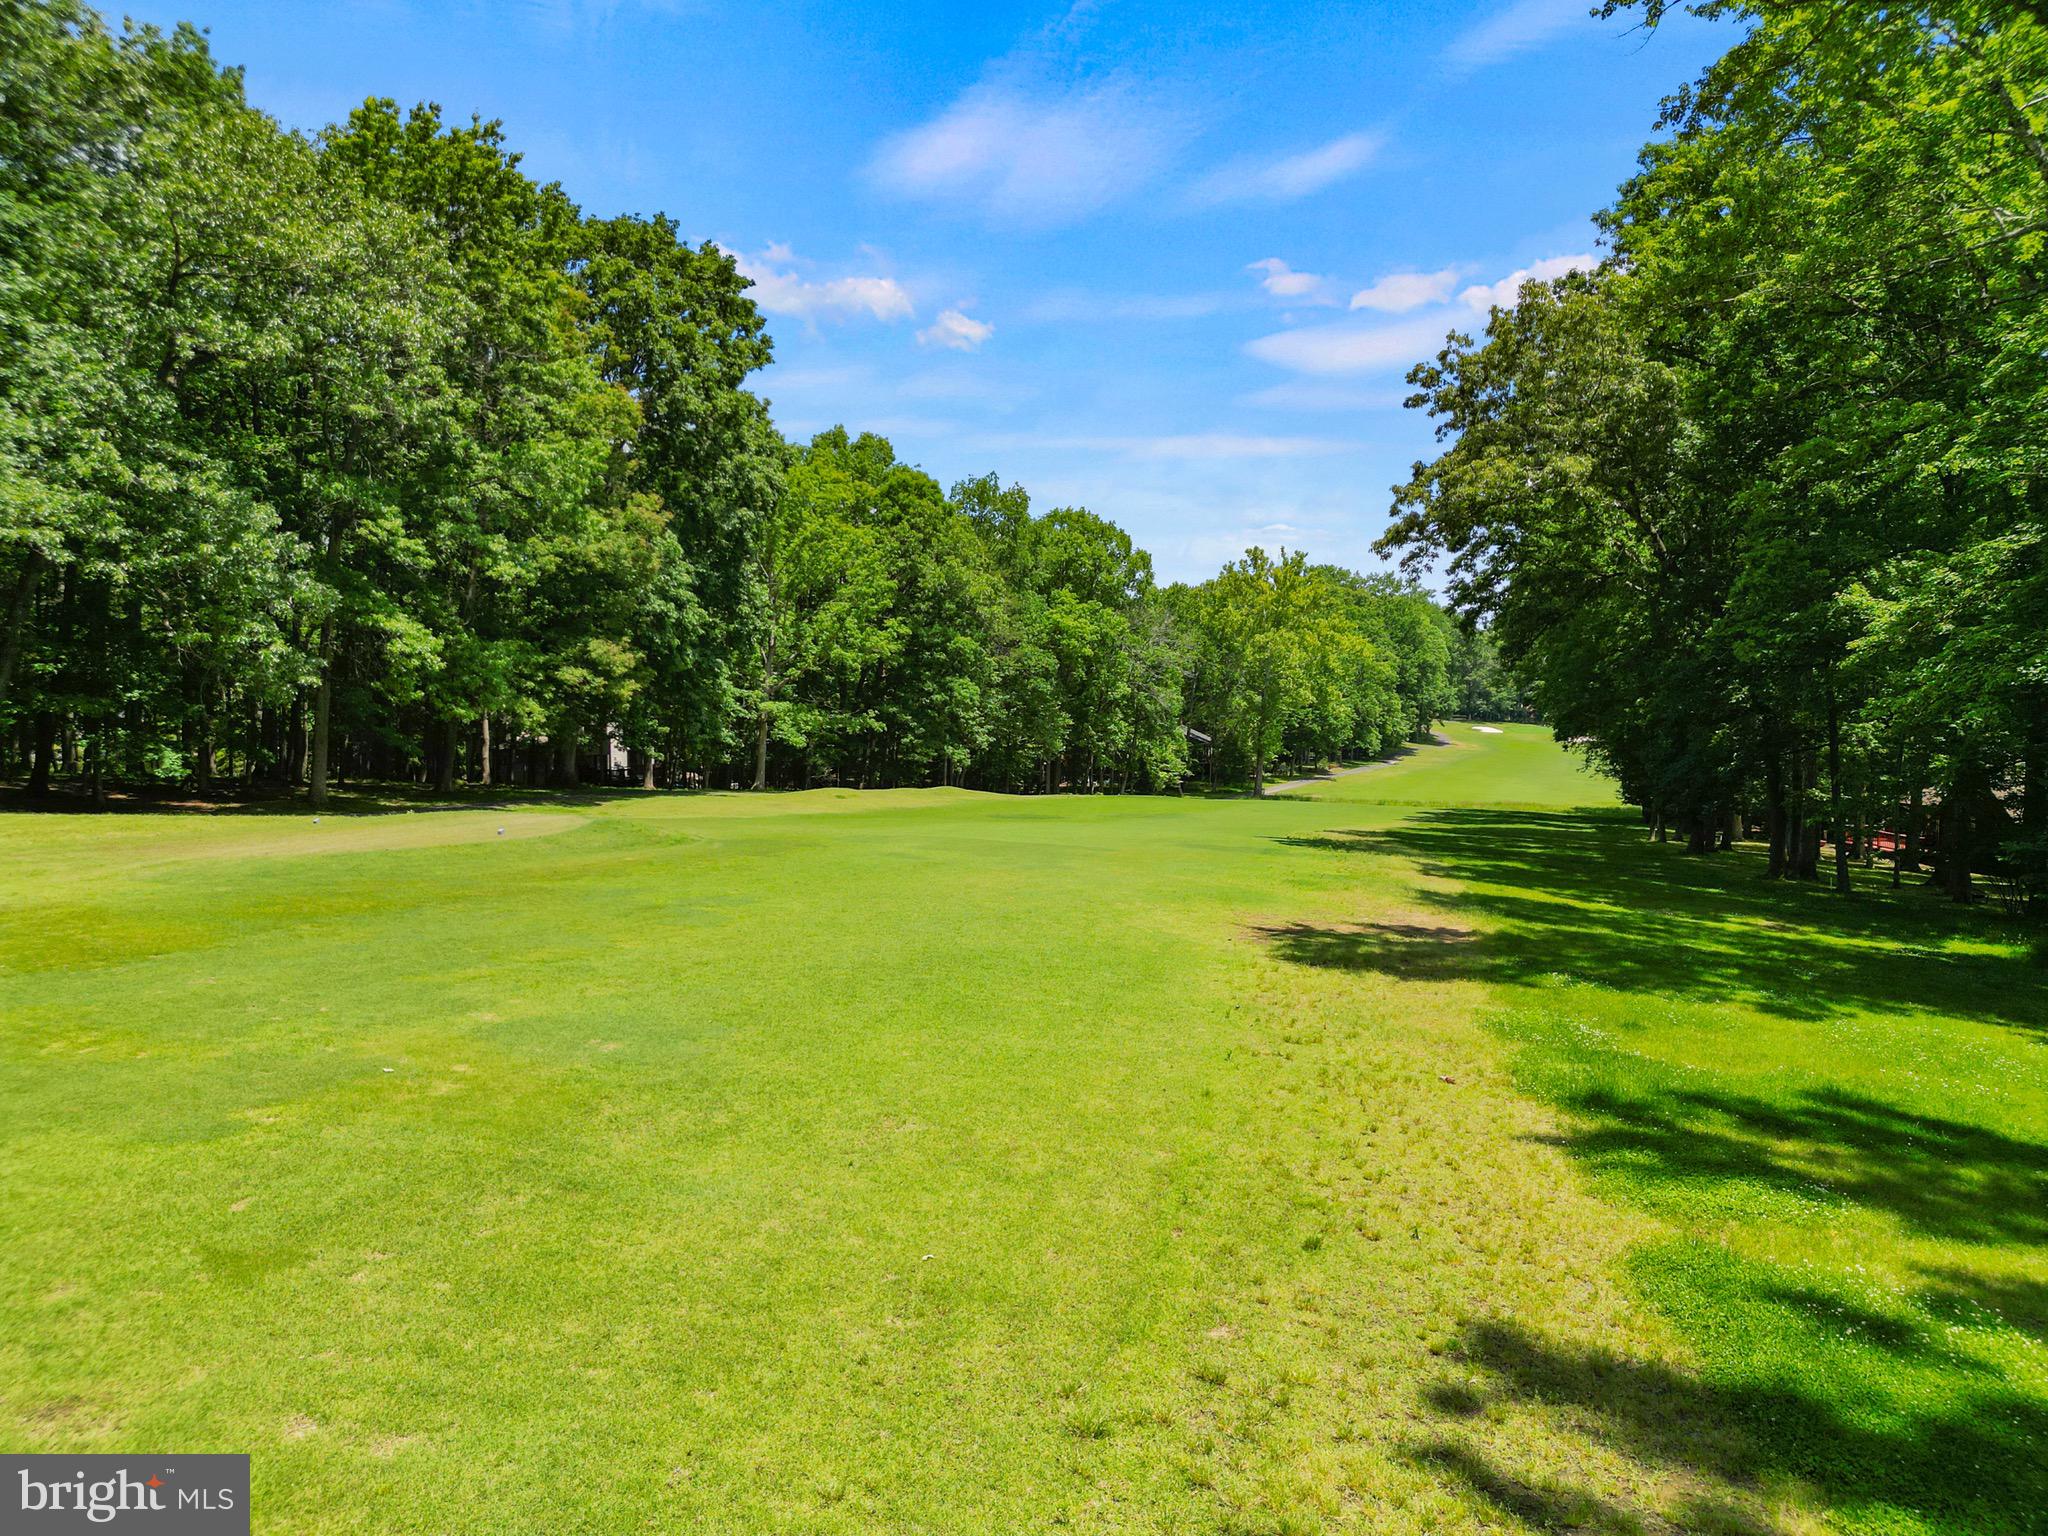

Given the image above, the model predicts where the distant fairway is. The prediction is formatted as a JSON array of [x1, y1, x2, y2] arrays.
[[3, 731, 2040, 1535], [1291, 720, 1615, 807]]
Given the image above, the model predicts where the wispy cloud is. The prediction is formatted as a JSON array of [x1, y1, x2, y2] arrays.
[[1248, 251, 1602, 374], [1020, 289, 1242, 323], [1457, 251, 1599, 310], [1247, 257, 1333, 303], [1350, 266, 1461, 313], [972, 431, 1354, 461], [1444, 0, 1592, 73], [917, 307, 996, 351], [1244, 314, 1458, 376], [733, 246, 915, 324], [1188, 131, 1382, 206], [1239, 380, 1408, 412], [868, 76, 1187, 226]]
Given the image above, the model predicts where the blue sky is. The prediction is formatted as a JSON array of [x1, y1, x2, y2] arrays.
[[126, 0, 1729, 583]]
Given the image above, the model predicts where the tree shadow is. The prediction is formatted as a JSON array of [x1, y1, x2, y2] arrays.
[[1418, 1316, 2047, 1535], [1912, 1267, 2048, 1343], [1525, 1084, 2048, 1248], [1247, 918, 1478, 972], [1280, 807, 2048, 1532], [1410, 1440, 1662, 1535], [1267, 808, 2047, 1034], [1751, 1279, 1998, 1374]]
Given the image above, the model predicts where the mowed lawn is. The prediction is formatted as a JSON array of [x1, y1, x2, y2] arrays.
[[2, 725, 2041, 1535]]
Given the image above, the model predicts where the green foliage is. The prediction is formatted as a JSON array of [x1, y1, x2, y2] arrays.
[[1167, 554, 1445, 793], [0, 0, 1467, 802], [1382, 1, 2048, 894]]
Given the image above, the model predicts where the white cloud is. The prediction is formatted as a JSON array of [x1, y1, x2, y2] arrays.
[[1444, 0, 1592, 73], [1189, 131, 1383, 205], [1457, 251, 1599, 311], [918, 307, 995, 351], [869, 77, 1185, 226], [1350, 266, 1461, 313], [1239, 380, 1408, 412], [1245, 251, 1602, 374], [1244, 314, 1460, 376], [733, 248, 915, 324], [1247, 258, 1330, 302]]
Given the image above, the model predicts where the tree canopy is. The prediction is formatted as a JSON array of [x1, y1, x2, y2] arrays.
[[0, 0, 1473, 803], [1381, 0, 2048, 899]]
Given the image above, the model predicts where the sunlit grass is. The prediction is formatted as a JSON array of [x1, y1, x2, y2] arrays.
[[2, 732, 2039, 1534]]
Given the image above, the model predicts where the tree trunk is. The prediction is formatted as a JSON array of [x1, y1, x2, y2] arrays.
[[435, 717, 458, 794], [1827, 684, 1850, 894], [1795, 819, 1822, 881], [287, 693, 306, 786], [0, 548, 46, 719], [1687, 812, 1714, 854], [309, 649, 333, 810], [556, 731, 579, 788], [1940, 769, 1978, 903], [26, 712, 55, 794], [753, 711, 769, 791], [2026, 707, 2048, 900], [1764, 753, 1787, 877], [479, 713, 492, 787], [642, 752, 657, 791], [1787, 752, 1817, 878]]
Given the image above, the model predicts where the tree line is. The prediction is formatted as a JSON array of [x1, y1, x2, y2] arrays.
[[0, 2, 1519, 806], [1383, 0, 2048, 901]]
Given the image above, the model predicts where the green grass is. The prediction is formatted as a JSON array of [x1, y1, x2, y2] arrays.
[[1299, 720, 1616, 808], [2, 730, 2041, 1534]]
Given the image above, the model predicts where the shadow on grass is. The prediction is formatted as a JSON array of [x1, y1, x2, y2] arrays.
[[1530, 1084, 2048, 1249], [1271, 806, 2048, 1533], [1267, 809, 2046, 1034], [1912, 1267, 2048, 1343], [1410, 1440, 1675, 1536], [1416, 1313, 2048, 1536]]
